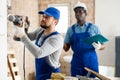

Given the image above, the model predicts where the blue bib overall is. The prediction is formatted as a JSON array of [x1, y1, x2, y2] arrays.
[[71, 23, 99, 78], [35, 31, 60, 80]]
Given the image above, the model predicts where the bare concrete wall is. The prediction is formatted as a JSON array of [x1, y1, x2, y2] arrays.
[[38, 0, 95, 24], [7, 0, 39, 80]]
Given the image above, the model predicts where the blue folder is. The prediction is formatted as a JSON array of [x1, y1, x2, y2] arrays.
[[83, 34, 109, 44]]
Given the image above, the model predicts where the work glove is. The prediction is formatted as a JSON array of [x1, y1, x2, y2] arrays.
[[14, 25, 25, 38], [14, 16, 28, 40], [92, 41, 102, 49], [63, 55, 72, 63]]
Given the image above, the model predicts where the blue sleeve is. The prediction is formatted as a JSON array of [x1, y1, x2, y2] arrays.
[[64, 27, 73, 44], [89, 24, 101, 36], [94, 25, 101, 34]]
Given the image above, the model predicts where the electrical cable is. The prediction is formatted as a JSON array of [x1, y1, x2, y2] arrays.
[[23, 46, 26, 80], [23, 21, 29, 80], [23, 19, 29, 80]]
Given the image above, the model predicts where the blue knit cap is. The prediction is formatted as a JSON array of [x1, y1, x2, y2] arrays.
[[38, 7, 60, 20]]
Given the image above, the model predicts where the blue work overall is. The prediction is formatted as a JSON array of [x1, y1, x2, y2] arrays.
[[35, 30, 60, 80], [71, 23, 99, 78]]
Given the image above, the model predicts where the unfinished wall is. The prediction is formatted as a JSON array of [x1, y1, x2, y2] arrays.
[[38, 0, 95, 25], [7, 0, 39, 80], [7, 0, 94, 80]]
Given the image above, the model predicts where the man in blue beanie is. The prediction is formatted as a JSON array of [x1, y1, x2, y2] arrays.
[[13, 7, 63, 80]]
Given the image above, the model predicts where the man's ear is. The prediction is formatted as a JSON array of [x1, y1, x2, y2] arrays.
[[55, 20, 58, 25]]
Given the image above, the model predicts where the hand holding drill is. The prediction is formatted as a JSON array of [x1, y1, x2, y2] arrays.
[[13, 16, 30, 41]]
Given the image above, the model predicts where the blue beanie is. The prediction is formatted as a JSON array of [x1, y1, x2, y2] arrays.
[[38, 7, 60, 20]]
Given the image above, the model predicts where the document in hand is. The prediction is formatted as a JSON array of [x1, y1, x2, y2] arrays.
[[84, 34, 109, 44]]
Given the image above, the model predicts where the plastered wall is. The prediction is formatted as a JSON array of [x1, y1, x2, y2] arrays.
[[95, 0, 120, 67]]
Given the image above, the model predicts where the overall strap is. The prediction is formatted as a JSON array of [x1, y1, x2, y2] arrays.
[[35, 31, 59, 47], [72, 24, 76, 33], [85, 23, 92, 32], [72, 23, 93, 33], [35, 30, 44, 46]]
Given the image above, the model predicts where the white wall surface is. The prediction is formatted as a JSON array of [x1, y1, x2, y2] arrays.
[[95, 0, 120, 66], [0, 0, 7, 80]]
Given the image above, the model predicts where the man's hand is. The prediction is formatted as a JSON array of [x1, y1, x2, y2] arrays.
[[14, 16, 28, 39], [14, 25, 25, 39], [92, 41, 102, 49]]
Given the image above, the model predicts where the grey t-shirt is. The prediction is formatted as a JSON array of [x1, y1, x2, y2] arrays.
[[21, 27, 64, 68]]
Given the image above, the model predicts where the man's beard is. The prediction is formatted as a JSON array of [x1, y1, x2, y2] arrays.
[[40, 24, 49, 29]]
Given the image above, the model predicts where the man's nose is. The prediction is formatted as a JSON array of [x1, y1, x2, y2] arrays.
[[42, 17, 45, 21]]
